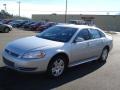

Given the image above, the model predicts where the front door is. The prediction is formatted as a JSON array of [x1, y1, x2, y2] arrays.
[[71, 29, 91, 64]]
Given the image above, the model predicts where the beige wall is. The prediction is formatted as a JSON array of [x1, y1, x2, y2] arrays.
[[32, 14, 120, 31]]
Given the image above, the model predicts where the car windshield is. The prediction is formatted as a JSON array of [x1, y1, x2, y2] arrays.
[[36, 26, 77, 42]]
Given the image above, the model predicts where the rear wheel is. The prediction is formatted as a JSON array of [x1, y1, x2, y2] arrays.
[[47, 55, 67, 78], [4, 27, 10, 33], [99, 48, 109, 62]]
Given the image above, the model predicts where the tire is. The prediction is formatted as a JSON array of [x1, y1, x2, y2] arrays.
[[99, 48, 109, 62], [4, 27, 10, 33], [47, 55, 67, 78]]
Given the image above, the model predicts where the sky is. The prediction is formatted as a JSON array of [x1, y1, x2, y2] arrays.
[[0, 0, 120, 18]]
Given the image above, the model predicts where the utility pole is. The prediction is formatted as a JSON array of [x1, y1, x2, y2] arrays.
[[18, 1, 21, 17], [3, 4, 7, 12], [65, 0, 68, 23]]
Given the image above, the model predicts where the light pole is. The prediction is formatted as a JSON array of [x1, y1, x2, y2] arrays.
[[65, 0, 68, 23], [17, 1, 21, 17]]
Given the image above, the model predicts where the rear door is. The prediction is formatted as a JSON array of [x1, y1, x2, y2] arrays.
[[88, 29, 104, 58]]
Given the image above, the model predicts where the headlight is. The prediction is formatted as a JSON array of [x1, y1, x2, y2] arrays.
[[22, 51, 46, 59]]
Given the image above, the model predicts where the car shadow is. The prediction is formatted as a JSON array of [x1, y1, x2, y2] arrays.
[[0, 60, 105, 90]]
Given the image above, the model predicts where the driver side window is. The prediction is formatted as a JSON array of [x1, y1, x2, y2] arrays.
[[75, 29, 91, 41]]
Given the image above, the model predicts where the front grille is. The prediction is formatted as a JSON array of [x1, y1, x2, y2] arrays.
[[3, 57, 14, 67], [5, 49, 19, 57]]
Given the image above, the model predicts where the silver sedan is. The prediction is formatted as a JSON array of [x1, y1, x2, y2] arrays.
[[2, 24, 113, 77]]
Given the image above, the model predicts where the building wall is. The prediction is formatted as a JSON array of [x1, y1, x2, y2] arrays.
[[32, 14, 120, 31]]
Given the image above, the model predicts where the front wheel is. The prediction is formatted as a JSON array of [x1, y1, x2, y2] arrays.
[[4, 27, 10, 33], [99, 48, 109, 62], [47, 56, 67, 78]]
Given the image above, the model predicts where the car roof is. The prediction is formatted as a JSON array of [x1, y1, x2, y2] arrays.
[[56, 24, 99, 30]]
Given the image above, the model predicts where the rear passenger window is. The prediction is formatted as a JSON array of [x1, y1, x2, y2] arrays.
[[98, 30, 106, 37], [89, 29, 101, 39]]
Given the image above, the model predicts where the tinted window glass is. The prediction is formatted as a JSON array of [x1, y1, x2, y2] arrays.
[[37, 26, 77, 42], [98, 30, 105, 37], [89, 29, 101, 39], [76, 29, 90, 40]]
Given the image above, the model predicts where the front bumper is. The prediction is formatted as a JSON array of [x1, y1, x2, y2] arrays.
[[2, 51, 50, 73]]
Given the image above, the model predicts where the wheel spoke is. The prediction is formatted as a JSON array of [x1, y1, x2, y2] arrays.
[[56, 70, 60, 76], [52, 67, 56, 72], [58, 59, 64, 66], [54, 60, 58, 66], [51, 58, 65, 77]]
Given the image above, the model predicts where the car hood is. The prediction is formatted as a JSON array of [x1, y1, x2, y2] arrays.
[[5, 36, 64, 55]]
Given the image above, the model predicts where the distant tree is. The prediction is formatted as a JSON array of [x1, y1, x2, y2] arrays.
[[0, 10, 30, 20], [0, 10, 13, 19]]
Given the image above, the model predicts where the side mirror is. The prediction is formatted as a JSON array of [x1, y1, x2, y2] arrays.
[[74, 37, 84, 43]]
